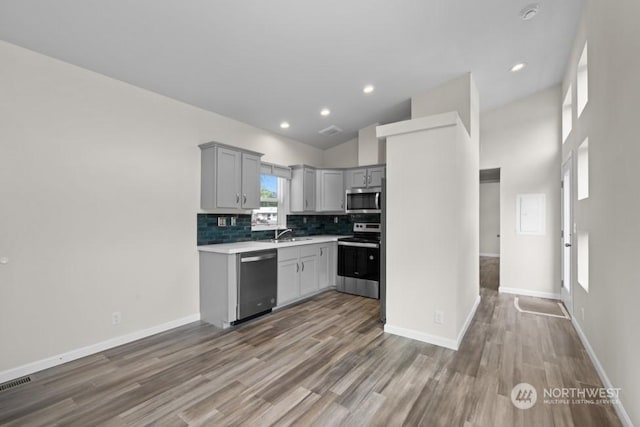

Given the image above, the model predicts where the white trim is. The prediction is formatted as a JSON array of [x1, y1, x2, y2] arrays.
[[384, 295, 481, 351], [571, 318, 633, 427], [456, 295, 481, 348], [376, 111, 460, 138], [479, 252, 500, 258], [499, 286, 561, 300], [384, 324, 458, 350], [0, 313, 201, 384]]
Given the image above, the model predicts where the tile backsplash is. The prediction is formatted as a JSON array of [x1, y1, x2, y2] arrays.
[[197, 213, 380, 245]]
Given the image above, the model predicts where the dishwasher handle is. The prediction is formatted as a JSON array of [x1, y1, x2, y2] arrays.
[[241, 253, 277, 263]]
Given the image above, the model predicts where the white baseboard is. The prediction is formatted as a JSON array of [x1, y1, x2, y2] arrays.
[[0, 313, 201, 384], [499, 286, 561, 300], [384, 295, 481, 351], [479, 252, 500, 258], [456, 295, 481, 349], [571, 318, 633, 427], [384, 324, 459, 350]]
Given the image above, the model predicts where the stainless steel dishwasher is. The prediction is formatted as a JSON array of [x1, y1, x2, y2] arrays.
[[236, 249, 278, 322]]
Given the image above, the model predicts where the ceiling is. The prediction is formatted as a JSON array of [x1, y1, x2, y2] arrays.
[[0, 0, 583, 149]]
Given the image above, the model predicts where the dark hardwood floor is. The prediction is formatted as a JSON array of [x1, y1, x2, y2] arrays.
[[0, 290, 621, 426]]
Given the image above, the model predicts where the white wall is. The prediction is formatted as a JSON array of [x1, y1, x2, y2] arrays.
[[322, 137, 358, 168], [357, 123, 380, 166], [479, 182, 500, 256], [561, 0, 640, 424], [0, 40, 324, 373], [480, 86, 561, 297], [382, 113, 478, 349], [412, 74, 474, 138]]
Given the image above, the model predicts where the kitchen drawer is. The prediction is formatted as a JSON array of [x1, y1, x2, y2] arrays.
[[278, 246, 299, 262]]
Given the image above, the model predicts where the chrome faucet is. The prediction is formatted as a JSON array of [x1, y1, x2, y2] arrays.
[[274, 228, 293, 240]]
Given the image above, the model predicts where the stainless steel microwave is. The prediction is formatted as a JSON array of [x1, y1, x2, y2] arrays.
[[345, 188, 382, 213]]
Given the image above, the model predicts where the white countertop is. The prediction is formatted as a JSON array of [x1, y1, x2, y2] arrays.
[[198, 235, 349, 254]]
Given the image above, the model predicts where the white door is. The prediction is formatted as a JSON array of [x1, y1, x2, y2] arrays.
[[561, 159, 573, 315]]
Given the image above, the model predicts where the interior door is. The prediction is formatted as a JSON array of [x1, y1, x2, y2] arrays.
[[561, 158, 573, 315]]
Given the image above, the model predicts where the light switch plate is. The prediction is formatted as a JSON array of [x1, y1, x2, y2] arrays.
[[230, 217, 237, 226], [217, 217, 227, 227]]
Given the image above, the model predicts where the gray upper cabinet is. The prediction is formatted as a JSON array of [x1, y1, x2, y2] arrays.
[[316, 169, 344, 211], [345, 168, 368, 188], [241, 153, 261, 209], [367, 166, 385, 187], [345, 166, 385, 189], [290, 166, 316, 212], [200, 142, 263, 211]]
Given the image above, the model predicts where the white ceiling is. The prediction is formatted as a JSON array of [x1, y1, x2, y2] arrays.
[[0, 0, 583, 149]]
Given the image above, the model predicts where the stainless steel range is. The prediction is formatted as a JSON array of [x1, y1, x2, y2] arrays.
[[337, 223, 381, 299]]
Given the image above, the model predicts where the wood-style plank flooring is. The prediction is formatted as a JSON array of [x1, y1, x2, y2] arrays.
[[0, 290, 621, 426], [480, 256, 500, 291]]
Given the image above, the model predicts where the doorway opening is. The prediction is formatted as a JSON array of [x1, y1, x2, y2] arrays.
[[480, 168, 501, 291]]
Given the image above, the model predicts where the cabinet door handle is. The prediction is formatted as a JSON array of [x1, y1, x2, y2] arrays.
[[236, 194, 240, 204], [296, 263, 299, 272], [320, 248, 323, 256], [243, 194, 247, 204], [362, 175, 366, 186], [301, 261, 305, 271], [305, 199, 308, 208], [368, 175, 372, 184]]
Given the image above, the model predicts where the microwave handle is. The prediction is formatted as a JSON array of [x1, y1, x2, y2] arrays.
[[375, 192, 380, 210]]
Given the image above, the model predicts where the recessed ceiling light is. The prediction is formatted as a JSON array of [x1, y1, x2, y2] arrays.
[[280, 121, 290, 129], [510, 62, 527, 72], [363, 85, 375, 94], [520, 4, 539, 20], [320, 108, 331, 116]]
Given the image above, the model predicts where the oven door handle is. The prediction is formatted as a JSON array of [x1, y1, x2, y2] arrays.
[[375, 193, 380, 210], [338, 241, 380, 249]]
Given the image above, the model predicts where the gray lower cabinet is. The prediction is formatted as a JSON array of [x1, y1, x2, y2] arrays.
[[199, 251, 237, 328], [318, 244, 334, 289], [200, 142, 263, 210], [277, 244, 327, 306]]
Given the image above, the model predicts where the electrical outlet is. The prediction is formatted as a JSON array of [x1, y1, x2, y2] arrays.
[[217, 217, 227, 227], [334, 216, 338, 224], [581, 307, 585, 321], [303, 217, 307, 224], [112, 312, 122, 326], [230, 217, 237, 226], [434, 310, 444, 325]]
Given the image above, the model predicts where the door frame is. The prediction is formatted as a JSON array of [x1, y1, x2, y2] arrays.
[[561, 155, 574, 315]]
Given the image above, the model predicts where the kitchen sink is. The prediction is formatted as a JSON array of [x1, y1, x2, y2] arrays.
[[255, 237, 313, 244]]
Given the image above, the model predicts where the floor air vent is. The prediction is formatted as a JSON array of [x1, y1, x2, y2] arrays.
[[0, 376, 31, 392], [318, 125, 343, 137]]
